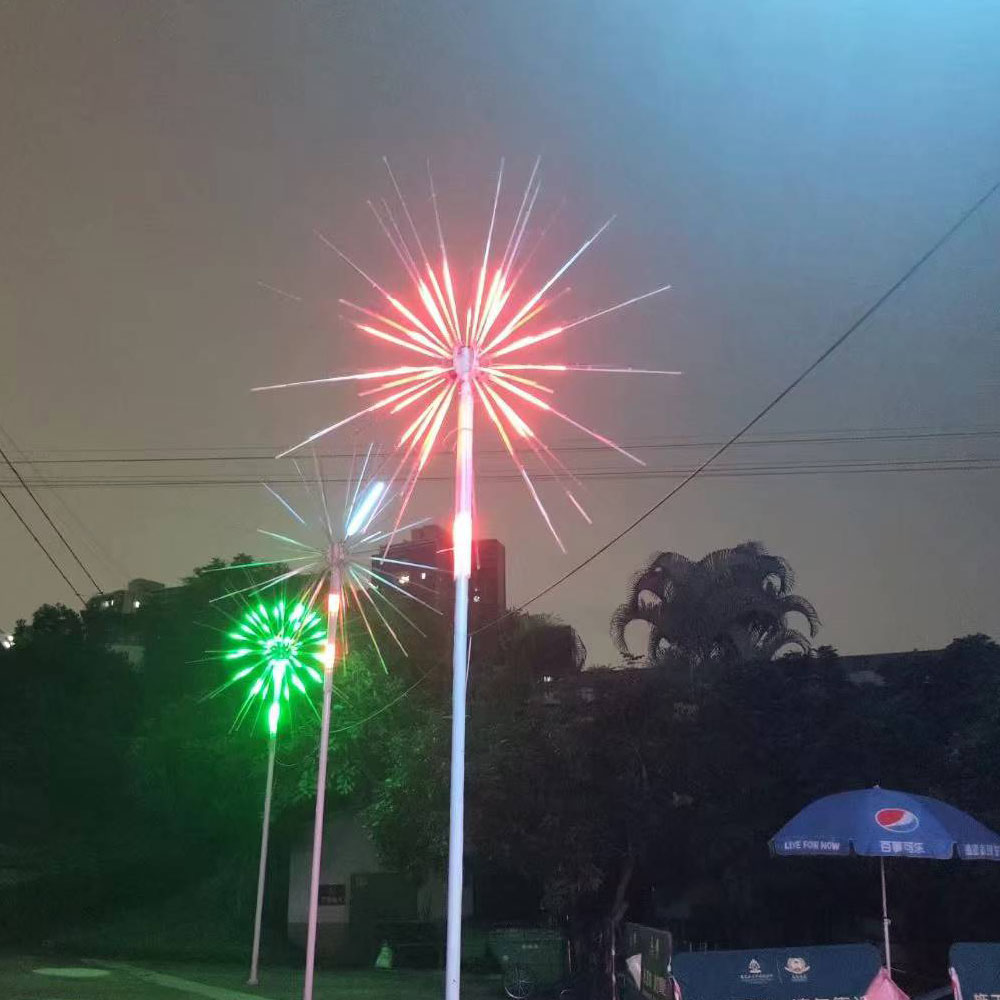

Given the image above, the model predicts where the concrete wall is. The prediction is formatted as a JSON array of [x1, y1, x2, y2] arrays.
[[287, 812, 380, 960], [287, 812, 472, 965]]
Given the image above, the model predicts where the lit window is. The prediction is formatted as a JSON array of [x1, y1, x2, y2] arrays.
[[542, 675, 554, 684], [398, 574, 410, 585], [473, 594, 481, 603], [133, 600, 141, 609], [420, 572, 427, 580]]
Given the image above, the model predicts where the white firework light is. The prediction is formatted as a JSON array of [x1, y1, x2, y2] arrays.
[[210, 451, 434, 990], [238, 450, 437, 1000]]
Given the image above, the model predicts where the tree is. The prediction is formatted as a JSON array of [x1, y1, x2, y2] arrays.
[[355, 614, 693, 984], [127, 555, 317, 854], [133, 553, 272, 708], [0, 604, 138, 838], [470, 671, 681, 903], [610, 542, 819, 668], [10, 539, 999, 988], [0, 603, 142, 940]]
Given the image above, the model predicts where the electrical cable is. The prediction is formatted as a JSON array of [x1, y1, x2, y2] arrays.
[[2, 456, 997, 489], [259, 174, 1000, 733], [0, 488, 86, 604], [8, 426, 1000, 464], [0, 420, 129, 584], [474, 172, 1000, 634], [0, 438, 103, 593]]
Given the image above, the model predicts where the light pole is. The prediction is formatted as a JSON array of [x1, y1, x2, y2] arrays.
[[213, 469, 425, 1000], [214, 599, 325, 989], [247, 722, 277, 986], [302, 570, 342, 1000], [255, 160, 674, 999], [444, 353, 475, 1000]]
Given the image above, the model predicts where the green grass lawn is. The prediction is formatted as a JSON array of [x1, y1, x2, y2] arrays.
[[0, 955, 501, 1000], [119, 959, 503, 1000], [0, 955, 178, 999]]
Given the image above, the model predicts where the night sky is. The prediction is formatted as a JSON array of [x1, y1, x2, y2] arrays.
[[2, 1, 999, 664]]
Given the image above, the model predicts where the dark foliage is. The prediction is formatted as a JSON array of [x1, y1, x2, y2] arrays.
[[1, 545, 997, 993]]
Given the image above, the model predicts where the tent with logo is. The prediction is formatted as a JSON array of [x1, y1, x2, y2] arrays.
[[770, 787, 1000, 972], [949, 942, 1000, 1000], [622, 941, 882, 1000]]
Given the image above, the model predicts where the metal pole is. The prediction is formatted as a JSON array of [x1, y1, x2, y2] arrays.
[[248, 733, 277, 986], [303, 573, 342, 1000], [445, 364, 474, 1000], [880, 855, 892, 973], [609, 919, 617, 1000]]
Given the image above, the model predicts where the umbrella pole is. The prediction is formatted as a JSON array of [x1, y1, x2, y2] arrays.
[[880, 856, 892, 973]]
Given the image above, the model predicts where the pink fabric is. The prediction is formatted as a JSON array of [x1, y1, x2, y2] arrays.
[[865, 968, 911, 1000], [949, 965, 962, 1000]]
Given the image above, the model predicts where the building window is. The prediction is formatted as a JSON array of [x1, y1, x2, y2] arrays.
[[420, 572, 427, 580], [133, 600, 142, 609], [542, 674, 554, 684]]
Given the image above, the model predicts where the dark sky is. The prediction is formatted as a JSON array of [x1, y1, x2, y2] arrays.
[[2, 1, 999, 663]]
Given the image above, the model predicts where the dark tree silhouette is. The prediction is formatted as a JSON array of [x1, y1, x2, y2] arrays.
[[610, 541, 819, 667]]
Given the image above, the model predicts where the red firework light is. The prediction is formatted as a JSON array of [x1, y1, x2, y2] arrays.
[[256, 158, 678, 555]]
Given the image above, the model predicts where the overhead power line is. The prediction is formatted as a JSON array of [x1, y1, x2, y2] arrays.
[[0, 438, 103, 593], [243, 175, 1000, 736], [475, 172, 1000, 632], [0, 488, 86, 604], [1, 427, 997, 490], [0, 420, 129, 585], [1, 456, 998, 490], [8, 426, 1000, 464]]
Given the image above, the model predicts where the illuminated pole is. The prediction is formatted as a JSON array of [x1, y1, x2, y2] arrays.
[[445, 350, 475, 1000], [303, 565, 342, 1000], [248, 726, 278, 986], [218, 599, 323, 990]]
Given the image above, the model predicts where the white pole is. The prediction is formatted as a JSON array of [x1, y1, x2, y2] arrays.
[[303, 572, 342, 1000], [880, 856, 892, 973], [445, 362, 474, 1000], [609, 920, 616, 1000], [248, 733, 277, 986]]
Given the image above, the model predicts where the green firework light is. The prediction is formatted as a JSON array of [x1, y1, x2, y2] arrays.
[[225, 599, 326, 736]]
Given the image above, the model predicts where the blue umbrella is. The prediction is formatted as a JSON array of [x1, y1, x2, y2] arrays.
[[770, 786, 1000, 972]]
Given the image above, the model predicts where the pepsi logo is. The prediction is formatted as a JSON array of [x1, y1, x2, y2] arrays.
[[875, 807, 920, 833]]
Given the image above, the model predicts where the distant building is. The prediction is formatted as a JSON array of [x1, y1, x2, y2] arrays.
[[86, 578, 166, 666], [533, 663, 646, 709], [87, 578, 165, 616], [376, 524, 506, 632]]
